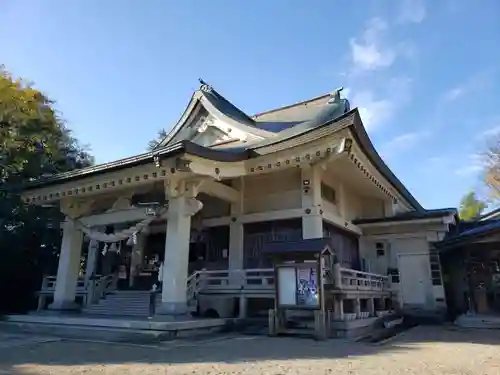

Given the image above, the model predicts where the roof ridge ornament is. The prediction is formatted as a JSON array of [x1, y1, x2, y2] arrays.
[[199, 78, 213, 93], [328, 87, 344, 104]]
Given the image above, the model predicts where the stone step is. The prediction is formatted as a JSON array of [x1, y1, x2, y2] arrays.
[[1, 315, 232, 343], [82, 292, 196, 317], [0, 321, 172, 343]]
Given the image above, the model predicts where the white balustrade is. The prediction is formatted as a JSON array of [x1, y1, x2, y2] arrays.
[[339, 268, 389, 292]]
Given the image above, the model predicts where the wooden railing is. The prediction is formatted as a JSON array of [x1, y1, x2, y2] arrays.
[[189, 268, 275, 289], [88, 274, 117, 304], [40, 275, 87, 293], [37, 274, 117, 310]]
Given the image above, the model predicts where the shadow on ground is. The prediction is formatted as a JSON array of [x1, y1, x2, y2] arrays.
[[1, 326, 499, 374]]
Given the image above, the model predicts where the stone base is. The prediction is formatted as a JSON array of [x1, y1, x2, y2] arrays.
[[155, 301, 188, 317], [48, 300, 80, 312]]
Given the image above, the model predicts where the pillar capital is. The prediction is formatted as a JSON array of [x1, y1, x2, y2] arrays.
[[60, 197, 94, 218]]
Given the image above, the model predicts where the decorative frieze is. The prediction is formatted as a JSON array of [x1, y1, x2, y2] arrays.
[[22, 160, 186, 205], [347, 151, 398, 204], [248, 137, 351, 176]]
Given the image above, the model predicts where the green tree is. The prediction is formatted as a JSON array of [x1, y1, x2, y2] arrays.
[[458, 191, 487, 220], [147, 129, 167, 150], [0, 67, 94, 313]]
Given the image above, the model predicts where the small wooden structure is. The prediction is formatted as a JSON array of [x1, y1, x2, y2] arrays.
[[263, 238, 335, 340]]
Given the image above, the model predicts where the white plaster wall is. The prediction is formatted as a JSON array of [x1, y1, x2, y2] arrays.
[[360, 197, 385, 219], [242, 169, 301, 214], [361, 233, 447, 313], [391, 237, 438, 311]]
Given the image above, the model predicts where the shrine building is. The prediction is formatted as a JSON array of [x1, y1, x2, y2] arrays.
[[21, 81, 456, 321]]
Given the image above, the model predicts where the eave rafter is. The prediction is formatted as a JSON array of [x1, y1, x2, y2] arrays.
[[246, 136, 352, 176], [347, 138, 412, 210], [21, 156, 192, 206]]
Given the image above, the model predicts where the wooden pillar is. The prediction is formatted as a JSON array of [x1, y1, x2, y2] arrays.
[[465, 247, 476, 314]]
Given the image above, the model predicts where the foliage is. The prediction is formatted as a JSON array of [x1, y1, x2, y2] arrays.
[[147, 129, 167, 150], [458, 191, 487, 220], [0, 67, 94, 313], [483, 141, 500, 201]]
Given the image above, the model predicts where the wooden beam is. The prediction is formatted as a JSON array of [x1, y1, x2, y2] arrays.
[[79, 207, 160, 226], [199, 180, 240, 203]]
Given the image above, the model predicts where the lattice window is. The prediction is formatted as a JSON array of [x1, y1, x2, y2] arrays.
[[243, 219, 302, 268], [429, 248, 443, 286], [323, 222, 360, 269], [321, 182, 336, 204]]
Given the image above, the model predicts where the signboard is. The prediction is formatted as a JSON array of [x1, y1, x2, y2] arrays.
[[277, 266, 319, 308], [296, 267, 319, 307]]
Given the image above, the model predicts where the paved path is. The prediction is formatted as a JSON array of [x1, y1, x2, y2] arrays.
[[1, 326, 499, 374]]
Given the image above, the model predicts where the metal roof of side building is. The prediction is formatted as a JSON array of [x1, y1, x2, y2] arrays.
[[352, 208, 458, 225]]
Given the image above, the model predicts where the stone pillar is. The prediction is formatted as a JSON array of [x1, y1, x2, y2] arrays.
[[301, 166, 323, 239], [367, 298, 375, 317], [129, 232, 146, 288], [238, 294, 248, 318], [158, 194, 192, 316], [49, 219, 84, 311], [229, 178, 244, 284], [334, 298, 344, 321], [354, 298, 361, 319], [84, 238, 99, 287]]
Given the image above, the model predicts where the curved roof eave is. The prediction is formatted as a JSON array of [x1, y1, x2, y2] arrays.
[[157, 89, 276, 149], [199, 91, 276, 139], [21, 140, 250, 191], [156, 91, 203, 149], [350, 111, 424, 212]]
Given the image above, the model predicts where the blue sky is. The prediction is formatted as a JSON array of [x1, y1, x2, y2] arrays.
[[1, 0, 499, 210]]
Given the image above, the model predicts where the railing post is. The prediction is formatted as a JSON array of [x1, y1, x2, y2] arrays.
[[149, 286, 158, 318], [85, 279, 94, 307], [333, 263, 341, 289]]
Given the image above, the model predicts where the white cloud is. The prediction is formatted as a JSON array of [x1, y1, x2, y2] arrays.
[[348, 77, 413, 131], [476, 118, 500, 140], [478, 124, 500, 139], [351, 90, 394, 130], [454, 154, 485, 176], [441, 71, 492, 104], [455, 165, 483, 176], [382, 131, 430, 153], [442, 87, 465, 103], [349, 18, 396, 72], [397, 0, 427, 24]]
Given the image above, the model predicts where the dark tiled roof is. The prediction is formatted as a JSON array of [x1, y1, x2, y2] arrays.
[[437, 219, 500, 248], [201, 87, 256, 127], [262, 238, 333, 255], [479, 207, 500, 221], [352, 208, 457, 225]]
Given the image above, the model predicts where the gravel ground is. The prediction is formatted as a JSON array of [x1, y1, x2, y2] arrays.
[[0, 326, 499, 375]]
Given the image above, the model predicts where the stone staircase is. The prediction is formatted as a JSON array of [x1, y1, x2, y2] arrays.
[[82, 290, 198, 317], [82, 291, 161, 317]]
